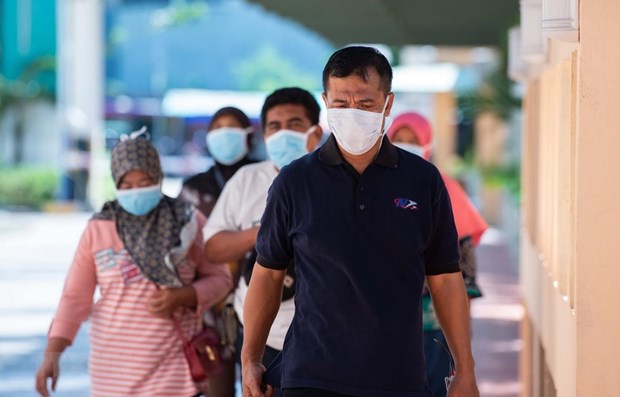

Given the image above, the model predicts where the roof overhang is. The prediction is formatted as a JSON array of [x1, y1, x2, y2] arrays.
[[247, 0, 519, 47]]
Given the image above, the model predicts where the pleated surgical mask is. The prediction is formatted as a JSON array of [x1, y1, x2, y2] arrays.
[[116, 185, 162, 216], [265, 126, 317, 170], [326, 99, 391, 155], [206, 127, 249, 165]]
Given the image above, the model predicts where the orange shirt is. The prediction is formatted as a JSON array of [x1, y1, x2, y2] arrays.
[[442, 174, 488, 246]]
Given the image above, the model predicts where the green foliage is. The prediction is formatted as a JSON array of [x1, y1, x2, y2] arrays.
[[232, 45, 320, 92], [0, 56, 56, 112], [0, 167, 59, 209], [458, 71, 521, 121], [457, 22, 522, 121], [481, 163, 521, 202], [150, 0, 208, 29]]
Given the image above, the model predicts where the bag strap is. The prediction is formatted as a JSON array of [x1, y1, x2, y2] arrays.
[[212, 165, 226, 191], [172, 314, 189, 344]]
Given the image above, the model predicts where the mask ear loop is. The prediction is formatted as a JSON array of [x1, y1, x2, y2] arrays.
[[373, 95, 393, 160], [120, 125, 151, 141]]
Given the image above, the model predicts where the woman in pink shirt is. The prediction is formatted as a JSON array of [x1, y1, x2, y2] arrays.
[[35, 133, 232, 397]]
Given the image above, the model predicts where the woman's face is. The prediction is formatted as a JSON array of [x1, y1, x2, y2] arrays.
[[391, 126, 420, 145], [118, 170, 156, 190], [209, 114, 245, 131]]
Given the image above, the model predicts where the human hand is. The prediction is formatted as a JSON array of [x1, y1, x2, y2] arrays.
[[35, 354, 60, 397], [146, 288, 182, 318], [446, 371, 479, 397], [242, 362, 273, 397]]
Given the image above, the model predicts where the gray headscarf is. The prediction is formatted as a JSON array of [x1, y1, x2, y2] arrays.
[[94, 133, 194, 287]]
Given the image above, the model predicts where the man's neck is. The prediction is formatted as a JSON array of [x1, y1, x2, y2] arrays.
[[340, 138, 383, 175]]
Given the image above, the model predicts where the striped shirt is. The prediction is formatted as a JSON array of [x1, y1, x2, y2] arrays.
[[48, 214, 232, 397]]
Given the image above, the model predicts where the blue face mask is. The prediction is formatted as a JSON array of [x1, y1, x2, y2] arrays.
[[116, 185, 162, 216], [206, 127, 249, 165], [265, 127, 316, 170]]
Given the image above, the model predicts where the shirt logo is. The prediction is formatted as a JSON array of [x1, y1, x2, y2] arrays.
[[394, 198, 418, 210]]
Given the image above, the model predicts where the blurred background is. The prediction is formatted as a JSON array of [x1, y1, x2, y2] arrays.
[[6, 0, 614, 396], [1, 1, 521, 396], [0, 0, 521, 216]]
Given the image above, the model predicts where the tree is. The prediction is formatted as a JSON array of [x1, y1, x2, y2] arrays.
[[232, 45, 320, 92], [0, 56, 56, 165]]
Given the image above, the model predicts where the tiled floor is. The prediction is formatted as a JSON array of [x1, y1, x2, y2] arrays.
[[472, 230, 522, 397]]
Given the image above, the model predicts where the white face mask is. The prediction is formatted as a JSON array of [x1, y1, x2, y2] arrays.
[[326, 99, 392, 155], [393, 142, 431, 159]]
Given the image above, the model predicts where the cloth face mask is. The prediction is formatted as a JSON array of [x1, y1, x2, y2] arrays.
[[116, 185, 162, 216], [265, 126, 317, 170], [206, 127, 249, 165], [326, 99, 391, 155]]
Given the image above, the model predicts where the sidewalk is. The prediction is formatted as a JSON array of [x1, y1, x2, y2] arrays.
[[0, 212, 522, 396], [0, 211, 91, 397], [472, 229, 522, 397]]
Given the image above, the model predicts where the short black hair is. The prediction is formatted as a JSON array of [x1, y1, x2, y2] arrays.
[[260, 87, 320, 128], [322, 46, 393, 95], [209, 106, 251, 130]]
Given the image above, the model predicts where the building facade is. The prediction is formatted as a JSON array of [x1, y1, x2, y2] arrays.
[[513, 0, 620, 395]]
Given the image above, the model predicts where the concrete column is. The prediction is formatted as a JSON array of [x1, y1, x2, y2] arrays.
[[575, 0, 620, 393], [432, 92, 457, 172], [56, 0, 105, 209]]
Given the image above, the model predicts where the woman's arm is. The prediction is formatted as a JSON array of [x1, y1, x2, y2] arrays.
[[147, 212, 233, 318], [36, 223, 98, 396], [192, 211, 233, 313]]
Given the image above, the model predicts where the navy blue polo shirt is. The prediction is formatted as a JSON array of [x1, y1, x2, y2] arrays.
[[256, 135, 460, 397]]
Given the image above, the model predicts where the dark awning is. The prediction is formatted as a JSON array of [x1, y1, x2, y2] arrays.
[[247, 0, 519, 47]]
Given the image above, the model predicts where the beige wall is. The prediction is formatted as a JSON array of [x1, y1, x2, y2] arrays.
[[521, 52, 578, 395], [520, 0, 620, 395], [575, 0, 620, 392]]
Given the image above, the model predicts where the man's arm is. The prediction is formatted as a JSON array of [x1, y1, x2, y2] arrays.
[[202, 168, 258, 263], [241, 264, 286, 397], [204, 227, 259, 263], [427, 272, 479, 396]]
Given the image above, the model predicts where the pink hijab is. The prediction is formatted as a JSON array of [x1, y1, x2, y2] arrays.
[[388, 112, 488, 245], [387, 112, 433, 160]]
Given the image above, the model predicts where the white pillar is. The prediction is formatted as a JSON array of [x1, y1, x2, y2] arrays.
[[56, 0, 105, 209]]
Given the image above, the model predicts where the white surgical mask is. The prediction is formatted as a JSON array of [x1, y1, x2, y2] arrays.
[[326, 99, 391, 155], [265, 126, 317, 170], [393, 142, 432, 159]]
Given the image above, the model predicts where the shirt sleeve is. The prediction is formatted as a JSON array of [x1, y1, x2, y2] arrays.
[[48, 223, 98, 343], [190, 211, 233, 314], [202, 169, 244, 242], [424, 171, 461, 275], [255, 173, 293, 270]]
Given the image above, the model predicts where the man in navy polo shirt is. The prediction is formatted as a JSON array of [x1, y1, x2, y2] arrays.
[[241, 46, 479, 397]]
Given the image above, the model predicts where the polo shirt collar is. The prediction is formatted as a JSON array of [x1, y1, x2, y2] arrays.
[[318, 134, 398, 168]]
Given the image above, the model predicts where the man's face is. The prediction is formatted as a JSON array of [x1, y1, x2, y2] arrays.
[[264, 103, 321, 151], [322, 68, 393, 115]]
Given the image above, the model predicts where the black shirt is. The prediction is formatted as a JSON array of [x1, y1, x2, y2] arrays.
[[180, 157, 256, 216], [256, 135, 460, 397]]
